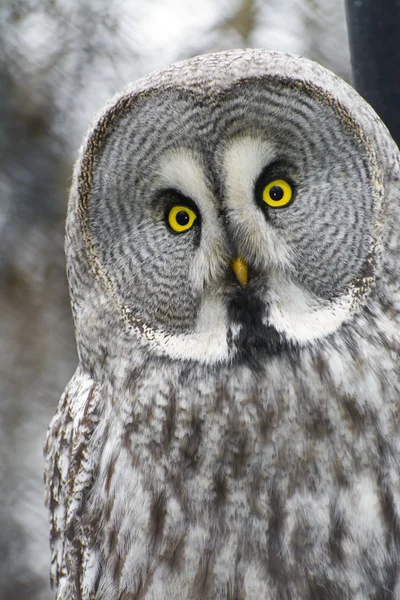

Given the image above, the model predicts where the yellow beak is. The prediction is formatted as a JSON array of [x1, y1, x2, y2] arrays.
[[232, 256, 248, 288]]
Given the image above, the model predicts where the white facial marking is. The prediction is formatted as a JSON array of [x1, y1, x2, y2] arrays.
[[125, 142, 356, 360], [267, 274, 353, 343], [149, 323, 230, 363], [157, 149, 229, 291], [222, 137, 355, 344], [157, 149, 212, 206], [222, 136, 293, 270], [154, 292, 230, 363]]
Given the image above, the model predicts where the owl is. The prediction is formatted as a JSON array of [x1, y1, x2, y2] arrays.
[[44, 49, 400, 599]]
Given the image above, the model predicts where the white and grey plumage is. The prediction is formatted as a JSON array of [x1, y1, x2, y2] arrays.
[[44, 49, 400, 599]]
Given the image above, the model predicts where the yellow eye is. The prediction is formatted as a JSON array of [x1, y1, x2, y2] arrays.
[[167, 205, 197, 233], [262, 179, 293, 208]]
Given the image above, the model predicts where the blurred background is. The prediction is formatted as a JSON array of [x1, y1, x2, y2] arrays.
[[0, 1, 350, 598]]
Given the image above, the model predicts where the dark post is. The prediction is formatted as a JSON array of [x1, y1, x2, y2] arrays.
[[345, 0, 400, 146]]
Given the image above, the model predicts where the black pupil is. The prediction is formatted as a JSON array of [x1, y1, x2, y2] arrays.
[[176, 210, 190, 226], [269, 185, 284, 201]]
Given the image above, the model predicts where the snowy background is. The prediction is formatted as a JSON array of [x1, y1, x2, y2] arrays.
[[0, 1, 350, 597]]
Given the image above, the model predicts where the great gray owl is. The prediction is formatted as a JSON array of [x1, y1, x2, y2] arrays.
[[44, 49, 400, 599]]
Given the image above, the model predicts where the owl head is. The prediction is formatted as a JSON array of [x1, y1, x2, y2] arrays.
[[66, 49, 399, 375]]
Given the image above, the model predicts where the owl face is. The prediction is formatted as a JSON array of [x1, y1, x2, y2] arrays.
[[68, 51, 386, 367]]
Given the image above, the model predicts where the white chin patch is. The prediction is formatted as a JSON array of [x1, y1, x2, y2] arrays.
[[131, 294, 231, 363], [267, 276, 354, 344]]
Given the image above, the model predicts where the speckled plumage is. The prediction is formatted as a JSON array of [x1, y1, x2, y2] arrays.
[[45, 49, 400, 599]]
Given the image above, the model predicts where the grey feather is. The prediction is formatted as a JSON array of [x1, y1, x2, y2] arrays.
[[45, 49, 400, 599]]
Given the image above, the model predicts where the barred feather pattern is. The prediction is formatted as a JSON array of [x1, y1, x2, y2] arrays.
[[44, 368, 102, 599], [45, 49, 400, 599], [45, 302, 400, 599]]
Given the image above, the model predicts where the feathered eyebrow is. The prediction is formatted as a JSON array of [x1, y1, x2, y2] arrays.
[[155, 149, 216, 210], [153, 188, 200, 214]]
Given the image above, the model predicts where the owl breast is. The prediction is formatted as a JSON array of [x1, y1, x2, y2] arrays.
[[86, 349, 400, 600]]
